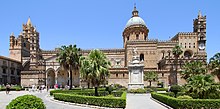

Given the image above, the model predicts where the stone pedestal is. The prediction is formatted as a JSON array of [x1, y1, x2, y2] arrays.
[[128, 54, 144, 90]]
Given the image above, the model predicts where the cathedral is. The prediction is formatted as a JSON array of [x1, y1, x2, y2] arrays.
[[8, 6, 207, 88]]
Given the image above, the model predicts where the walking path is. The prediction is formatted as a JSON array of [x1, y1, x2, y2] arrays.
[[126, 93, 167, 109], [0, 91, 167, 109], [0, 90, 90, 109]]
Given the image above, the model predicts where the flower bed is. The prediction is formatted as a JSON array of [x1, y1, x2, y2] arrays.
[[151, 92, 220, 108], [53, 91, 126, 108]]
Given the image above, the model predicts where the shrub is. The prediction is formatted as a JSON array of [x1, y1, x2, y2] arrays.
[[151, 92, 220, 109], [161, 92, 175, 97], [50, 89, 94, 95], [177, 95, 193, 99], [6, 95, 45, 109], [119, 87, 127, 91], [176, 92, 185, 97], [50, 89, 124, 97], [0, 85, 24, 91], [146, 88, 154, 93], [112, 91, 124, 97], [105, 86, 113, 94], [54, 92, 126, 108], [128, 88, 146, 93], [156, 88, 168, 91], [170, 85, 182, 97], [145, 87, 168, 93]]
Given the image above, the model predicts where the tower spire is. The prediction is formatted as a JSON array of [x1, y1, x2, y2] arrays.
[[27, 16, 32, 26], [132, 3, 139, 17], [198, 10, 202, 18], [10, 32, 14, 36]]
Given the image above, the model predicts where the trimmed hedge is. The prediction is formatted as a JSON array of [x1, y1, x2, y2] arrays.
[[128, 88, 146, 93], [0, 86, 24, 91], [50, 89, 123, 97], [54, 92, 126, 108], [151, 92, 220, 108], [156, 88, 168, 91], [145, 87, 168, 93], [6, 95, 45, 109]]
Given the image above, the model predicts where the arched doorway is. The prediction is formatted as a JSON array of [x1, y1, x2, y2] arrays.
[[47, 69, 55, 88], [57, 69, 69, 88], [184, 50, 193, 58]]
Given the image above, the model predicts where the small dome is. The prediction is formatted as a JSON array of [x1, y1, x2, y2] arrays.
[[125, 16, 146, 28]]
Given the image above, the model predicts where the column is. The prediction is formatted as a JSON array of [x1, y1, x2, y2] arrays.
[[55, 71, 58, 85]]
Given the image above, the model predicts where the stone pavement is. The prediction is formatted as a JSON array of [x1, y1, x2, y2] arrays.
[[0, 90, 91, 109], [126, 93, 167, 109]]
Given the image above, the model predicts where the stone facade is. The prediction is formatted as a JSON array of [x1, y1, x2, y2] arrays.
[[8, 7, 207, 88], [0, 56, 21, 85]]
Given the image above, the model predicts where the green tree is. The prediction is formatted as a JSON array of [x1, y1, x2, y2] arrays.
[[170, 85, 182, 98], [144, 71, 158, 87], [209, 53, 220, 79], [172, 45, 183, 85], [185, 74, 216, 99], [87, 49, 111, 96], [181, 61, 207, 79], [57, 45, 81, 89], [79, 56, 92, 88]]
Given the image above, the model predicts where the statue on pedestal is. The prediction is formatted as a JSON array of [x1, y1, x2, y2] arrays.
[[128, 46, 144, 90]]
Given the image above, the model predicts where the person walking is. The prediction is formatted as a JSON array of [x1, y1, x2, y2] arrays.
[[6, 83, 11, 95]]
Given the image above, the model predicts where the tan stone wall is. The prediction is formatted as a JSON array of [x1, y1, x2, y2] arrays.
[[9, 49, 22, 62], [108, 79, 129, 87], [178, 33, 198, 57], [21, 74, 39, 87]]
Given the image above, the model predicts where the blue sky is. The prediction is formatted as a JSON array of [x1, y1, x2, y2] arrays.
[[0, 0, 219, 60]]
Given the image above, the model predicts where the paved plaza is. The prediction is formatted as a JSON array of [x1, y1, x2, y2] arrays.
[[0, 91, 167, 109], [0, 90, 91, 109], [126, 93, 167, 109]]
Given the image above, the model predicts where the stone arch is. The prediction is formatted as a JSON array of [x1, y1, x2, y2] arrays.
[[184, 50, 193, 58], [22, 60, 30, 71], [161, 50, 165, 59], [57, 67, 69, 88], [46, 68, 55, 88]]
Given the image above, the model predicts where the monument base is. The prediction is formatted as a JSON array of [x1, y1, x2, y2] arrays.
[[128, 83, 144, 90]]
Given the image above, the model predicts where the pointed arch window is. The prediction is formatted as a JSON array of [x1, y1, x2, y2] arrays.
[[136, 34, 139, 40], [140, 54, 144, 61], [144, 35, 147, 40]]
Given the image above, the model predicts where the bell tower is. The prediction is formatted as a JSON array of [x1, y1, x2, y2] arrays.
[[193, 11, 206, 54], [22, 17, 41, 70]]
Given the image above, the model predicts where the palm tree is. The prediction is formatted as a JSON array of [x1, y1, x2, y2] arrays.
[[79, 56, 92, 88], [144, 71, 158, 87], [181, 61, 207, 79], [209, 53, 220, 79], [57, 45, 81, 89], [172, 45, 183, 85], [87, 49, 111, 96], [185, 74, 215, 99]]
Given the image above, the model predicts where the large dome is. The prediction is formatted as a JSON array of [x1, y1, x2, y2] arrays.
[[124, 6, 146, 29], [125, 16, 146, 28]]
